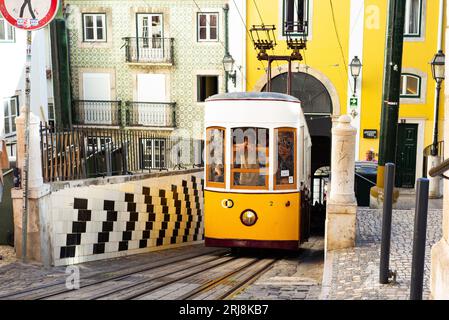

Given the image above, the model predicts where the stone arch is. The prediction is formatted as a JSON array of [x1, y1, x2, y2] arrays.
[[252, 63, 341, 117]]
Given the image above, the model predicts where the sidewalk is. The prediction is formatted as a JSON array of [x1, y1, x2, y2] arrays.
[[321, 202, 443, 300]]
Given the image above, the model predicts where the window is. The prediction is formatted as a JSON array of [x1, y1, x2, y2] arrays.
[[6, 142, 16, 160], [197, 13, 218, 41], [400, 74, 421, 98], [206, 127, 225, 187], [404, 0, 421, 37], [83, 13, 106, 42], [283, 0, 308, 35], [275, 128, 297, 190], [48, 102, 55, 127], [197, 75, 218, 102], [0, 16, 14, 42], [136, 13, 163, 49], [231, 127, 269, 189], [3, 96, 19, 136], [140, 138, 166, 170]]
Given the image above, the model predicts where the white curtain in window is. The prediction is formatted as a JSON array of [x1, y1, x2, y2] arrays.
[[406, 0, 420, 35]]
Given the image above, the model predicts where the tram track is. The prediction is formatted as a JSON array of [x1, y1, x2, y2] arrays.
[[0, 248, 228, 300], [178, 258, 278, 300], [48, 254, 242, 300], [2, 248, 281, 301]]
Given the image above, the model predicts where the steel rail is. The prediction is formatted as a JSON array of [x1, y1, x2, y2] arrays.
[[86, 255, 241, 300], [181, 258, 278, 300], [0, 248, 227, 300]]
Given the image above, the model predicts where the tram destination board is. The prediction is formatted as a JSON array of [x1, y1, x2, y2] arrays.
[[363, 129, 377, 139]]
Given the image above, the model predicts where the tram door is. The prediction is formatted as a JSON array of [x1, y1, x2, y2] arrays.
[[140, 138, 166, 170]]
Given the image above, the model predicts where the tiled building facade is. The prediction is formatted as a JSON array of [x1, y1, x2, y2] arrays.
[[65, 0, 229, 139]]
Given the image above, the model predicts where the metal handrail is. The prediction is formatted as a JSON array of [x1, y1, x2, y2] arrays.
[[355, 172, 376, 186], [423, 141, 444, 157], [429, 157, 449, 179]]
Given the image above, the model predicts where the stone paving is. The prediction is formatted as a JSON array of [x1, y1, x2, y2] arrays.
[[0, 245, 16, 267], [322, 208, 443, 300]]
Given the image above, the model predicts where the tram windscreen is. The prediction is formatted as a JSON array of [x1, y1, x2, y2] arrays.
[[275, 128, 297, 189], [206, 127, 225, 187], [231, 127, 268, 189]]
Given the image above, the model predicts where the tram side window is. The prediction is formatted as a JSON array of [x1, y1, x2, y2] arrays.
[[206, 127, 225, 187], [275, 128, 297, 189], [231, 127, 269, 189]]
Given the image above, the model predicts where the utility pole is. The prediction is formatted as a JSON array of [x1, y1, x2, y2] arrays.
[[372, 0, 407, 196]]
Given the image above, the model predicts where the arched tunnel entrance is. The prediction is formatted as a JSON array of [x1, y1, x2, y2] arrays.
[[263, 71, 333, 234]]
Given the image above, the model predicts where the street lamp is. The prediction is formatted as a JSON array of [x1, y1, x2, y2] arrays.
[[349, 56, 362, 96], [223, 54, 237, 90], [430, 50, 445, 156]]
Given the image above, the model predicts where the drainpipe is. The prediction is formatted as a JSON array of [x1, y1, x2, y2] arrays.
[[223, 4, 229, 93]]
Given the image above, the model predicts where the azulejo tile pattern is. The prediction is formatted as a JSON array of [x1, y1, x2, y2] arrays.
[[52, 173, 204, 266], [66, 0, 227, 139]]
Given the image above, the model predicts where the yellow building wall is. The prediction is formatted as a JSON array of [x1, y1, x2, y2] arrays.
[[246, 0, 445, 162], [360, 0, 445, 160], [246, 0, 351, 115]]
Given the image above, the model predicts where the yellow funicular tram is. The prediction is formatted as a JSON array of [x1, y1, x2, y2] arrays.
[[204, 92, 312, 250]]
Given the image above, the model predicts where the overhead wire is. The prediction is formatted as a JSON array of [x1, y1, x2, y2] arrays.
[[329, 0, 348, 75], [230, 0, 268, 90], [252, 0, 283, 89]]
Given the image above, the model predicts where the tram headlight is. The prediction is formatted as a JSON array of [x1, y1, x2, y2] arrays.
[[240, 209, 258, 226]]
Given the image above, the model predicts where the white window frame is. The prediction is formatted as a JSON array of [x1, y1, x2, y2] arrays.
[[197, 13, 219, 42], [3, 96, 19, 136], [400, 74, 421, 98], [282, 0, 309, 36], [0, 16, 15, 42], [404, 0, 422, 37], [83, 13, 107, 42]]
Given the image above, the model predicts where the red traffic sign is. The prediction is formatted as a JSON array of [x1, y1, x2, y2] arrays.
[[0, 0, 59, 30]]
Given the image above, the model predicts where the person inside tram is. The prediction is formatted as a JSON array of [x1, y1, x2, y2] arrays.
[[213, 163, 224, 183], [235, 135, 263, 186], [209, 131, 224, 183]]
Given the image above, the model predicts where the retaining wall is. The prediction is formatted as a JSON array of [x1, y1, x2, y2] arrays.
[[13, 170, 204, 266]]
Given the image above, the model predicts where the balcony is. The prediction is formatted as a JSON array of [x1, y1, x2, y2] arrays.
[[73, 100, 122, 126], [126, 101, 176, 128], [123, 37, 174, 65]]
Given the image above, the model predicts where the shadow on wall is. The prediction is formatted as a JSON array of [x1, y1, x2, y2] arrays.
[[0, 170, 15, 246]]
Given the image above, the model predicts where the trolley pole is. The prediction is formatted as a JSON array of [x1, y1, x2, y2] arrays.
[[22, 30, 32, 262], [373, 0, 406, 193]]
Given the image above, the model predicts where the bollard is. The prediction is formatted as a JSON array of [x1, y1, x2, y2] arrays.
[[410, 178, 429, 300], [379, 163, 395, 284]]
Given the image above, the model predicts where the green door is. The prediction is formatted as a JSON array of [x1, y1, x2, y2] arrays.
[[395, 123, 418, 188]]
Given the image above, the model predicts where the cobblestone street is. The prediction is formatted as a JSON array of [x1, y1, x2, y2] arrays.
[[0, 246, 16, 267], [322, 207, 443, 300], [0, 206, 442, 300]]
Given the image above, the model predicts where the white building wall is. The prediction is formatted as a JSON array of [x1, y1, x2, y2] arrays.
[[0, 26, 50, 139]]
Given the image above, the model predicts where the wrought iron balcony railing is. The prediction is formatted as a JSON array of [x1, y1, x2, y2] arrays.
[[73, 100, 122, 126], [126, 101, 176, 128], [123, 37, 174, 64]]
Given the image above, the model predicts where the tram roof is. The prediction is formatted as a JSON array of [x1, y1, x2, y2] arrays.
[[206, 92, 300, 103]]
